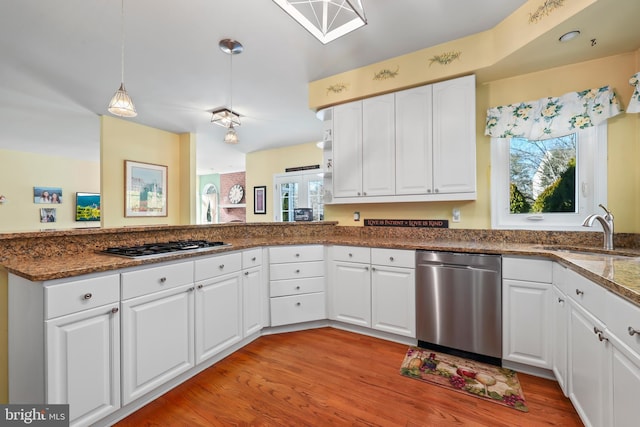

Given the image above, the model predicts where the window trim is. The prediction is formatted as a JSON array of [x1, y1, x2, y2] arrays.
[[490, 124, 607, 231]]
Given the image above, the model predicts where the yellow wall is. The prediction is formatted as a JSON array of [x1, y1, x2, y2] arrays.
[[0, 150, 100, 232], [245, 142, 322, 222], [100, 115, 193, 227]]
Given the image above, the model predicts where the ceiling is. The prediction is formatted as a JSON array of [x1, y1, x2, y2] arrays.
[[1, 0, 638, 175]]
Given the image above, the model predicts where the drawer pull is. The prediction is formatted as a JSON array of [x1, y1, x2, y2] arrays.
[[557, 298, 564, 303], [628, 327, 640, 336], [111, 307, 119, 314], [295, 253, 300, 258], [296, 302, 301, 306], [295, 286, 301, 290], [575, 289, 584, 296], [159, 277, 167, 283], [348, 253, 353, 257], [389, 256, 394, 262], [219, 264, 225, 269], [83, 293, 93, 300], [295, 269, 301, 273], [251, 256, 256, 261], [597, 332, 608, 342], [594, 326, 603, 335]]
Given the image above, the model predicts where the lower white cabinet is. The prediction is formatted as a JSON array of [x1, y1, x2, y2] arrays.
[[268, 245, 326, 326], [551, 285, 569, 396], [242, 248, 264, 336], [502, 257, 553, 369], [609, 333, 640, 427], [329, 246, 416, 338], [121, 283, 195, 405]]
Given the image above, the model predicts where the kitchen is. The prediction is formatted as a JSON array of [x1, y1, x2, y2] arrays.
[[2, 0, 640, 426]]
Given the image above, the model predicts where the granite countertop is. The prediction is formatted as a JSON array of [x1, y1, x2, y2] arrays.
[[3, 234, 640, 308]]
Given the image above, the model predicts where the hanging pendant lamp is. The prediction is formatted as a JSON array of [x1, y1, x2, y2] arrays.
[[214, 38, 243, 144], [108, 0, 137, 117]]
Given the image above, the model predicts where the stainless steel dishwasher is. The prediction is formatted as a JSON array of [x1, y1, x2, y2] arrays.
[[416, 251, 502, 365]]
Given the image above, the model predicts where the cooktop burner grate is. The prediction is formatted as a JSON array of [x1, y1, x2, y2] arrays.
[[99, 240, 231, 259]]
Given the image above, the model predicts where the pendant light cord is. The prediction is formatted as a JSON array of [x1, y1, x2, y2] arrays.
[[120, 0, 125, 83]]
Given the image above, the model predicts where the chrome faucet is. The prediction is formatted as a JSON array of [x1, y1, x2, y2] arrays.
[[582, 204, 614, 250]]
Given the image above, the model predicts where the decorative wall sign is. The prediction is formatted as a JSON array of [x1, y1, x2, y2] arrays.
[[428, 51, 462, 66], [285, 165, 320, 172], [125, 160, 167, 217], [373, 66, 399, 80], [364, 219, 449, 228]]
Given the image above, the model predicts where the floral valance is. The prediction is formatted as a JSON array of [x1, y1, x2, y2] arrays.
[[485, 85, 622, 139], [628, 72, 640, 113]]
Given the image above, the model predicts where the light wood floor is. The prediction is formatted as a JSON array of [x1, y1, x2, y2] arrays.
[[115, 327, 582, 426]]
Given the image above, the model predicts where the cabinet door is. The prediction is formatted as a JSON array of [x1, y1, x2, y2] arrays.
[[46, 304, 120, 426], [362, 94, 395, 197], [243, 266, 263, 337], [610, 335, 640, 427], [333, 101, 363, 198], [195, 272, 242, 364], [569, 300, 609, 427], [121, 284, 195, 405], [371, 265, 415, 338], [432, 75, 476, 194], [552, 286, 569, 396], [330, 261, 371, 327], [502, 278, 552, 368], [395, 85, 433, 195]]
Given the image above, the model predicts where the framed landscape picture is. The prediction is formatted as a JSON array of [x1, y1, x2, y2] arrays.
[[124, 160, 167, 217]]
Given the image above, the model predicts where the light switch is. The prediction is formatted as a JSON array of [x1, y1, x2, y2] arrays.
[[354, 211, 360, 221]]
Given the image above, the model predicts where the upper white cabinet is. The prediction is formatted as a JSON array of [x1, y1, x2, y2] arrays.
[[324, 74, 476, 204]]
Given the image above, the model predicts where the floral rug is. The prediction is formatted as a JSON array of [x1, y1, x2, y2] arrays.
[[399, 347, 528, 412]]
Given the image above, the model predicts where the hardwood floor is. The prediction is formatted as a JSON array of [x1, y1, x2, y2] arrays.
[[115, 328, 582, 426]]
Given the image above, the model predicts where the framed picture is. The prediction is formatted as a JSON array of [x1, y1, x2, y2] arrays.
[[254, 186, 266, 214], [75, 192, 101, 222], [34, 186, 63, 204], [125, 160, 167, 217], [40, 208, 56, 223]]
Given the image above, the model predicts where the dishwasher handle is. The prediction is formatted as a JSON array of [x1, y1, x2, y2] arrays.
[[417, 262, 499, 274]]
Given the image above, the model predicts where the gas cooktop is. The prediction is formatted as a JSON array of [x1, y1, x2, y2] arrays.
[[99, 240, 231, 259]]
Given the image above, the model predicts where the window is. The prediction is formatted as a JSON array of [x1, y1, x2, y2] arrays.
[[273, 170, 324, 222], [491, 124, 607, 230]]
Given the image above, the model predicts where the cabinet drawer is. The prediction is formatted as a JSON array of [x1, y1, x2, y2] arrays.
[[270, 277, 325, 297], [270, 292, 326, 326], [122, 261, 194, 300], [503, 257, 552, 283], [194, 252, 242, 282], [371, 248, 414, 268], [45, 274, 120, 319], [332, 246, 370, 264], [242, 249, 262, 268], [269, 245, 324, 264], [606, 292, 640, 355], [270, 261, 324, 281], [567, 268, 606, 321]]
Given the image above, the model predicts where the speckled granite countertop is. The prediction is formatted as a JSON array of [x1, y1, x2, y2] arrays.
[[2, 223, 640, 308]]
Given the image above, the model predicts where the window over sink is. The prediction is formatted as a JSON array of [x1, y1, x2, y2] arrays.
[[490, 124, 607, 230]]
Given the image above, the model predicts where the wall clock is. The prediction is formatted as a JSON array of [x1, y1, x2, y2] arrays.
[[228, 184, 244, 204]]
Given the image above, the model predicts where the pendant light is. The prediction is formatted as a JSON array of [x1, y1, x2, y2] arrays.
[[108, 0, 137, 117], [216, 39, 243, 144]]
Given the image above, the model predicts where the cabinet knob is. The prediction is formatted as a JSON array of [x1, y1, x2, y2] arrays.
[[111, 307, 119, 314], [295, 269, 301, 273], [187, 287, 195, 292], [575, 289, 584, 296], [219, 264, 225, 269], [628, 327, 640, 336], [427, 189, 432, 193], [593, 326, 603, 335], [251, 257, 256, 261], [197, 284, 204, 289], [389, 256, 394, 262], [357, 192, 361, 196], [348, 253, 353, 257], [597, 332, 608, 342], [435, 188, 440, 193], [372, 267, 376, 272], [363, 192, 367, 196], [159, 277, 167, 283], [83, 293, 92, 300], [296, 302, 301, 306], [365, 266, 369, 271], [558, 298, 564, 303], [244, 271, 249, 276], [295, 286, 301, 290]]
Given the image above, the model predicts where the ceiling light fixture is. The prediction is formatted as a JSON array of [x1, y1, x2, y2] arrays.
[[559, 30, 581, 43], [108, 0, 137, 117], [272, 0, 367, 44], [214, 39, 243, 145]]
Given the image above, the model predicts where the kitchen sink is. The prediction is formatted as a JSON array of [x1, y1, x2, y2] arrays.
[[539, 245, 638, 257]]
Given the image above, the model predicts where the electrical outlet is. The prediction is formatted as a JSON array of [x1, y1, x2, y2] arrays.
[[353, 211, 360, 221], [452, 208, 461, 222]]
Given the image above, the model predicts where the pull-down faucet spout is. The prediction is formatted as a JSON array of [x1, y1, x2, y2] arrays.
[[582, 204, 614, 250]]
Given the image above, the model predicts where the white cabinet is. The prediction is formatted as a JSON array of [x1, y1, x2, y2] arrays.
[[242, 248, 264, 337], [432, 74, 476, 194], [9, 273, 121, 427], [551, 263, 569, 396], [329, 246, 416, 338], [121, 261, 195, 405], [502, 257, 553, 369], [269, 245, 326, 326], [194, 252, 243, 364], [332, 101, 362, 198], [362, 93, 395, 197], [395, 84, 433, 195], [327, 75, 476, 203]]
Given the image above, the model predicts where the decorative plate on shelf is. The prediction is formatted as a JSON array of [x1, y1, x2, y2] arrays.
[[228, 184, 244, 204]]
